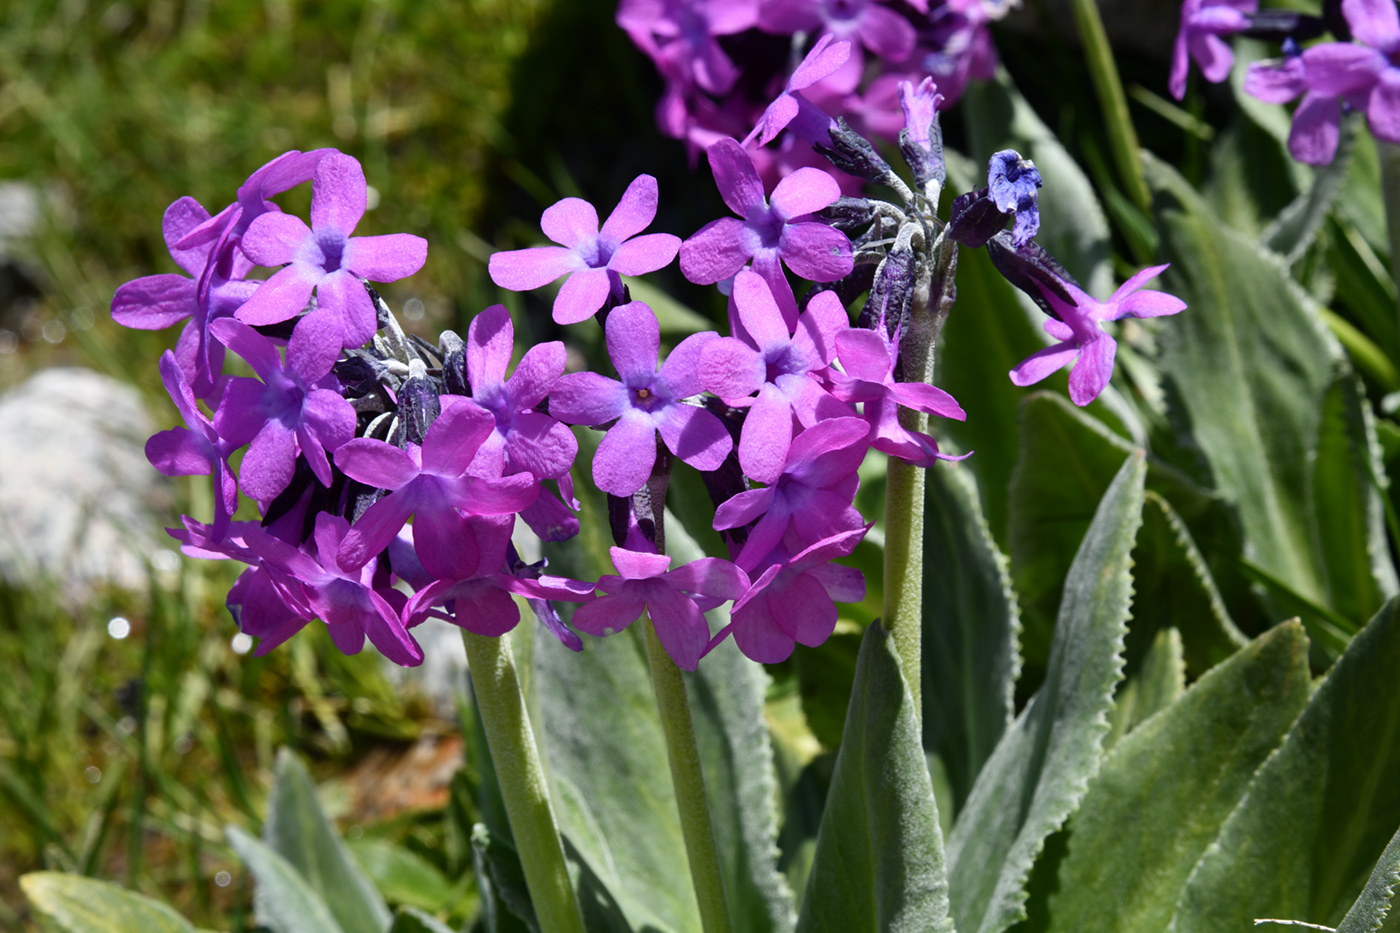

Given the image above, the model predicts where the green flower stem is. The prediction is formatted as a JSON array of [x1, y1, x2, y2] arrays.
[[1069, 0, 1152, 213], [884, 236, 959, 723], [643, 616, 735, 933], [460, 629, 586, 933]]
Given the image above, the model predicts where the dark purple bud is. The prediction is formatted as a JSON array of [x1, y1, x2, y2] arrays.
[[395, 359, 441, 447], [366, 282, 393, 331], [985, 231, 1079, 321], [608, 442, 672, 551], [858, 243, 916, 340], [439, 330, 470, 396], [334, 354, 386, 399], [947, 187, 1009, 248], [898, 77, 947, 192], [1241, 10, 1326, 42], [817, 118, 895, 185], [507, 543, 584, 652], [987, 150, 1042, 247], [807, 261, 878, 312], [820, 197, 877, 232]]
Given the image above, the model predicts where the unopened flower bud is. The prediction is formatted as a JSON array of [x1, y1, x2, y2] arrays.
[[396, 358, 441, 446], [817, 118, 895, 185], [820, 197, 877, 232], [986, 231, 1079, 321]]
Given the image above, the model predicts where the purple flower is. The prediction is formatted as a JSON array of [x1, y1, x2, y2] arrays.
[[243, 514, 423, 666], [988, 150, 1043, 247], [236, 153, 428, 371], [759, 0, 916, 94], [680, 138, 853, 329], [334, 397, 541, 576], [1170, 0, 1257, 99], [572, 547, 749, 670], [1009, 264, 1186, 406], [209, 318, 357, 501], [488, 175, 682, 326], [710, 528, 867, 663], [145, 350, 239, 541], [713, 416, 870, 571], [617, 0, 759, 97], [743, 34, 851, 147], [698, 270, 851, 482], [549, 301, 733, 496], [829, 326, 966, 466]]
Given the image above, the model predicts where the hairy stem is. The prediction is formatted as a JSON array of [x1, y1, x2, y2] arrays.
[[643, 617, 734, 933], [460, 630, 586, 933], [1069, 0, 1152, 213]]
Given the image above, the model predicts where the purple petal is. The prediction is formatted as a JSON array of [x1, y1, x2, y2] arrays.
[[611, 546, 672, 579], [769, 168, 842, 222], [541, 197, 600, 249], [234, 265, 316, 327], [554, 266, 613, 325], [336, 438, 418, 489], [1289, 91, 1344, 165], [240, 422, 298, 501], [347, 233, 428, 282], [414, 505, 482, 580], [732, 269, 790, 350], [836, 328, 894, 382], [450, 472, 540, 516], [361, 597, 424, 667], [423, 398, 496, 476], [594, 410, 659, 496], [609, 233, 681, 276], [758, 0, 819, 33], [794, 290, 848, 365], [1344, 0, 1400, 52], [505, 340, 566, 408], [504, 412, 578, 479], [600, 174, 660, 244], [706, 138, 768, 218], [550, 372, 630, 425], [301, 388, 357, 457], [1244, 58, 1307, 104], [519, 487, 581, 542], [747, 93, 801, 148], [1068, 333, 1118, 406], [646, 587, 710, 670], [1302, 42, 1387, 96], [111, 275, 197, 330], [1115, 289, 1187, 320], [657, 330, 718, 398], [311, 153, 368, 236], [573, 593, 647, 637], [287, 311, 347, 385], [778, 223, 854, 282], [468, 303, 514, 388], [212, 378, 272, 447], [1190, 32, 1235, 84], [1369, 68, 1400, 144], [729, 599, 796, 663], [738, 384, 793, 484], [699, 336, 764, 399], [1171, 25, 1192, 100], [657, 401, 732, 472], [889, 381, 967, 420], [340, 492, 417, 569], [162, 197, 214, 276], [452, 584, 522, 638], [489, 246, 584, 290], [146, 429, 213, 476], [679, 218, 754, 284], [665, 557, 749, 599], [606, 301, 662, 383], [772, 571, 838, 647], [790, 34, 851, 90], [858, 4, 916, 61], [752, 250, 800, 331], [317, 270, 379, 348], [809, 560, 865, 604], [714, 486, 774, 531], [787, 416, 871, 484], [210, 317, 284, 382], [241, 211, 312, 267], [1010, 341, 1080, 388]]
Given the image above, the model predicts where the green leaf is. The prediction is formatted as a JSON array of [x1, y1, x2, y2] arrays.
[[1047, 621, 1312, 933], [669, 516, 798, 933], [963, 68, 1114, 295], [348, 839, 456, 914], [226, 825, 345, 933], [1103, 626, 1185, 750], [1148, 152, 1338, 607], [1261, 114, 1358, 263], [263, 748, 392, 933], [921, 461, 1021, 816], [796, 623, 954, 933], [948, 453, 1145, 933], [471, 823, 538, 933], [389, 906, 460, 933], [20, 872, 199, 933], [622, 276, 715, 335], [1170, 599, 1400, 930], [1337, 825, 1400, 933]]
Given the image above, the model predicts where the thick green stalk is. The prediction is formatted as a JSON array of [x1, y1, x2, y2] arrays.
[[1069, 0, 1152, 213], [883, 237, 958, 723], [460, 630, 586, 933], [643, 617, 734, 933]]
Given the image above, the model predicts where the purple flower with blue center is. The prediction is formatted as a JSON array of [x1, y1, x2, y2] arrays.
[[680, 137, 853, 328], [616, 0, 759, 97], [236, 152, 428, 373], [988, 150, 1043, 248], [1170, 0, 1257, 100], [488, 174, 682, 326], [549, 301, 733, 497], [1009, 264, 1186, 406], [572, 546, 749, 670], [209, 318, 357, 502], [698, 269, 852, 483]]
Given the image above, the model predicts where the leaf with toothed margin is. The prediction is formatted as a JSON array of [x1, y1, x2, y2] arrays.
[[947, 453, 1145, 933], [1336, 825, 1400, 933]]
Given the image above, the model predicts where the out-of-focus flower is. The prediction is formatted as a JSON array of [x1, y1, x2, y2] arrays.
[[1170, 0, 1257, 99]]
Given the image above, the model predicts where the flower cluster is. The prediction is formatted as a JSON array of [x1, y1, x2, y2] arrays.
[[616, 0, 1010, 188], [1169, 0, 1400, 165], [120, 51, 1184, 674]]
